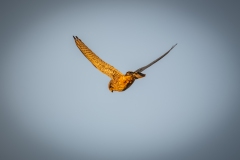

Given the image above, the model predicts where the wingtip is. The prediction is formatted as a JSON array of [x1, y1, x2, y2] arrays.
[[73, 36, 81, 41], [170, 43, 177, 49]]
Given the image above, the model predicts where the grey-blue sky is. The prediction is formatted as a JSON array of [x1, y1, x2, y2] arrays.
[[1, 0, 240, 160]]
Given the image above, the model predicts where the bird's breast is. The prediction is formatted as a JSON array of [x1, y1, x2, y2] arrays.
[[114, 75, 135, 91]]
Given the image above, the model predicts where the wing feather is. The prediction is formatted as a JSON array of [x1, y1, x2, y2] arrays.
[[135, 44, 177, 73], [73, 36, 123, 79]]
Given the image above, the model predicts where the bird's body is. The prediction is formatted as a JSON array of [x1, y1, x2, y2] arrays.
[[108, 75, 135, 92], [73, 36, 177, 92]]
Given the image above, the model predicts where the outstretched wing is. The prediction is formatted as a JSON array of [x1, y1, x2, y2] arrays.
[[134, 44, 177, 73], [73, 36, 124, 80]]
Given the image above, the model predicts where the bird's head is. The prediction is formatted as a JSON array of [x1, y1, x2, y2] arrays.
[[125, 71, 134, 76], [125, 71, 145, 79]]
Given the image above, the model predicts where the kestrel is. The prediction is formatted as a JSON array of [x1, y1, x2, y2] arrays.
[[73, 36, 177, 92]]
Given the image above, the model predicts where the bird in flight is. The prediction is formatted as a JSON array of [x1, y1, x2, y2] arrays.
[[73, 36, 177, 92]]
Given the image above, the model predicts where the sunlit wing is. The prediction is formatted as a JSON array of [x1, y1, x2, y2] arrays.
[[134, 44, 177, 73], [73, 36, 124, 79]]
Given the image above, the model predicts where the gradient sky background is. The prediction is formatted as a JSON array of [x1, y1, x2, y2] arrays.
[[1, 0, 240, 160]]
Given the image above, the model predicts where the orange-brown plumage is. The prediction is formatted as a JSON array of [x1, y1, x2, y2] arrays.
[[73, 36, 177, 92]]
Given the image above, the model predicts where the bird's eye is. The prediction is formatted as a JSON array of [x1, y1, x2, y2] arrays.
[[126, 71, 133, 75]]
